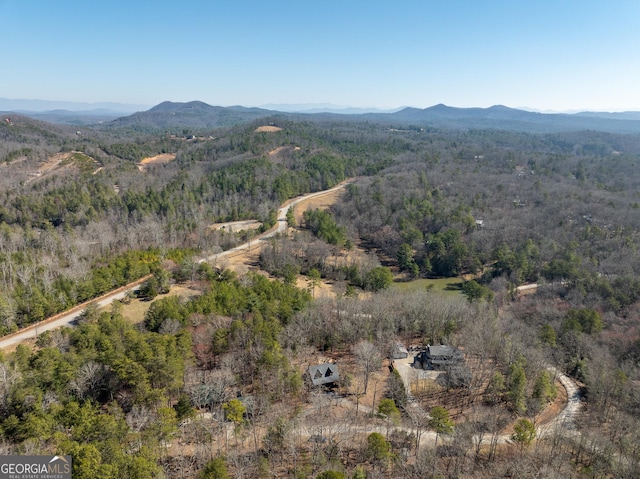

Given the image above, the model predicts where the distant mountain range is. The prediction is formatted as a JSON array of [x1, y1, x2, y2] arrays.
[[3, 98, 640, 134], [0, 98, 151, 126], [0, 97, 149, 113], [378, 104, 640, 133]]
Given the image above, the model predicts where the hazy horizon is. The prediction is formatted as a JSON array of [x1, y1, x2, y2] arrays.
[[2, 1, 639, 113], [3, 96, 640, 116]]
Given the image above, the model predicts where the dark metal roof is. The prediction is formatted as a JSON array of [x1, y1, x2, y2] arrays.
[[308, 363, 340, 386]]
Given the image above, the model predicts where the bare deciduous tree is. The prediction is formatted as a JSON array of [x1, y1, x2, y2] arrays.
[[353, 340, 381, 394]]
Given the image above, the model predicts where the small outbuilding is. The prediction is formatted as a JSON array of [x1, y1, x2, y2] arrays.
[[390, 342, 409, 359]]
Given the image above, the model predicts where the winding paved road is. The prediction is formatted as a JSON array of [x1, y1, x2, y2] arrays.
[[0, 180, 354, 351]]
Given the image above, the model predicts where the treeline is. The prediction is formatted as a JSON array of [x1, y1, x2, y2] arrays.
[[0, 248, 168, 333], [331, 136, 640, 295], [100, 141, 167, 162]]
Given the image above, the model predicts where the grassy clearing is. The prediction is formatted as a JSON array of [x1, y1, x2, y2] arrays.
[[117, 297, 152, 325], [391, 277, 464, 296], [102, 285, 201, 325]]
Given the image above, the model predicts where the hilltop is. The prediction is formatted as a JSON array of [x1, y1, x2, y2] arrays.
[[96, 101, 277, 132]]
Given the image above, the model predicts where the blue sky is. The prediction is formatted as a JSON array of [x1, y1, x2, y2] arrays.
[[1, 0, 638, 111]]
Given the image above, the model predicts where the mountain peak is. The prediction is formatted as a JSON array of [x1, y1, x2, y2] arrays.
[[148, 100, 215, 113]]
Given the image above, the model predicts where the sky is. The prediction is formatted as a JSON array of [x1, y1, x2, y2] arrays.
[[1, 0, 639, 112]]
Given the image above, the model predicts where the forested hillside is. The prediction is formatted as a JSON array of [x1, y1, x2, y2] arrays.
[[0, 118, 374, 331], [2, 112, 640, 477]]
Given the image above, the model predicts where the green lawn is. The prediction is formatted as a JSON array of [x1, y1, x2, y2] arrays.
[[391, 277, 464, 296]]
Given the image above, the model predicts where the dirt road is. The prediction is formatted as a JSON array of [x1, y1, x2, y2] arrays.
[[199, 179, 354, 265], [0, 276, 151, 350], [0, 180, 354, 350], [392, 355, 582, 444]]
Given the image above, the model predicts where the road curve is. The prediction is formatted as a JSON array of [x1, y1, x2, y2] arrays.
[[0, 180, 355, 350], [391, 357, 582, 446], [537, 368, 582, 439], [199, 178, 354, 264], [291, 368, 583, 450]]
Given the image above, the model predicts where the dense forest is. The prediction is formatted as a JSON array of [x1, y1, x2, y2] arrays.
[[2, 110, 640, 477]]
